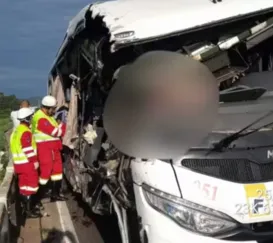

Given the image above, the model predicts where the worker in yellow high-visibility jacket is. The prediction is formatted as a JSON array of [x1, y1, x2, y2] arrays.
[[10, 107, 41, 218], [32, 95, 67, 202]]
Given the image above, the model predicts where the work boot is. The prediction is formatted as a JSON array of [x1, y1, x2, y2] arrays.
[[21, 195, 41, 218], [33, 184, 49, 210], [41, 181, 52, 199], [35, 201, 44, 211], [51, 180, 67, 202]]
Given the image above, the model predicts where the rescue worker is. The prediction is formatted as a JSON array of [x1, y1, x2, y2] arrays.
[[10, 107, 41, 218], [32, 95, 67, 202]]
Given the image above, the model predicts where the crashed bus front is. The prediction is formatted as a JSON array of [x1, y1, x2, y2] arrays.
[[48, 1, 273, 243]]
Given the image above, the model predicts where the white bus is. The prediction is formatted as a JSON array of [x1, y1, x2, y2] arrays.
[[48, 1, 273, 242]]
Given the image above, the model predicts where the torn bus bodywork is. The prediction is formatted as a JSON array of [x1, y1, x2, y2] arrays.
[[48, 1, 273, 242], [49, 0, 273, 218]]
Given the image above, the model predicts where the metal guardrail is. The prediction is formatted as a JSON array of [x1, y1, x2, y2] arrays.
[[0, 129, 17, 243], [0, 129, 80, 243], [0, 204, 9, 243], [0, 154, 14, 243]]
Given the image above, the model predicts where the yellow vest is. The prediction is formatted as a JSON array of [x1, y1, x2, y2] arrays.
[[31, 109, 59, 143], [10, 124, 37, 165]]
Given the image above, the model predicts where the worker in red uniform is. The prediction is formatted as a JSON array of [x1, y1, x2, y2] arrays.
[[10, 107, 41, 218], [32, 95, 67, 202]]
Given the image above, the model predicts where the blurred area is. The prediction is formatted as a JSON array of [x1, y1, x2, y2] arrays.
[[104, 51, 219, 159]]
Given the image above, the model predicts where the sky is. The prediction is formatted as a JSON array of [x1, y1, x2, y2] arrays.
[[0, 0, 91, 98]]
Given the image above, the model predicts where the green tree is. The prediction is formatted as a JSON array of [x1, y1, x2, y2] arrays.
[[0, 93, 20, 150]]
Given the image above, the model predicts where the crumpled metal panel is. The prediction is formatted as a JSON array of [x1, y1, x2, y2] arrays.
[[89, 0, 273, 50], [63, 85, 78, 149], [51, 75, 65, 110], [64, 157, 80, 193]]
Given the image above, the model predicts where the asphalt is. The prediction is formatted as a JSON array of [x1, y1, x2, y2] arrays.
[[16, 198, 79, 243], [65, 191, 122, 243]]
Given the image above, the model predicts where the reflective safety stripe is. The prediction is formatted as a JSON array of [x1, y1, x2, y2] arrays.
[[19, 186, 39, 192], [13, 154, 30, 164], [10, 124, 37, 166], [51, 174, 63, 181], [13, 159, 29, 165], [33, 134, 59, 140], [51, 127, 58, 136], [57, 124, 63, 137], [22, 147, 34, 152], [39, 178, 48, 185], [35, 138, 60, 143], [26, 152, 36, 158], [12, 153, 26, 158], [57, 129, 62, 137], [32, 109, 61, 143], [33, 134, 59, 142]]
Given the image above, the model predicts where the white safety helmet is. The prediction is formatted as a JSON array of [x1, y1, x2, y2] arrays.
[[41, 95, 57, 107], [17, 107, 34, 120]]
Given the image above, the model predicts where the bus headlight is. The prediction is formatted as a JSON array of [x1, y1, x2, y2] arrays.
[[143, 184, 238, 236]]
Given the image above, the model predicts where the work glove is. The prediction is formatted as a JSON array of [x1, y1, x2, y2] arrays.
[[34, 162, 39, 170], [83, 124, 97, 145]]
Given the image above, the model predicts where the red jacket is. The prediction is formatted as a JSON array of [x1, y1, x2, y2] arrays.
[[21, 130, 37, 163], [14, 124, 38, 174], [36, 117, 66, 150]]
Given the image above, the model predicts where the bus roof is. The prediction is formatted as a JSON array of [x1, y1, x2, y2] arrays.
[[89, 0, 273, 45], [50, 0, 273, 73]]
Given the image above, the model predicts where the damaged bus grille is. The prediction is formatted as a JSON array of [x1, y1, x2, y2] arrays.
[[181, 159, 273, 183]]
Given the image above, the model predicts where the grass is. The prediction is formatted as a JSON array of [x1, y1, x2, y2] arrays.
[[0, 112, 12, 183], [0, 153, 9, 182], [0, 122, 12, 151]]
